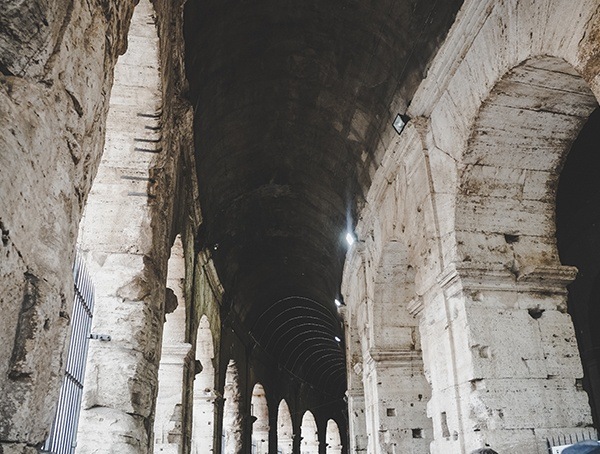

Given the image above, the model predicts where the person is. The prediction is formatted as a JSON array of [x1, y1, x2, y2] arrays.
[[470, 449, 499, 454]]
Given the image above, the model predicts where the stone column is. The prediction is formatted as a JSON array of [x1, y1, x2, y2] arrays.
[[344, 313, 368, 453], [75, 1, 176, 452], [421, 263, 593, 453], [154, 344, 193, 454]]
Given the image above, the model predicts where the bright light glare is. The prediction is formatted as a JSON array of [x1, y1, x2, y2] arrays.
[[334, 298, 342, 307], [334, 336, 341, 342], [345, 232, 355, 246]]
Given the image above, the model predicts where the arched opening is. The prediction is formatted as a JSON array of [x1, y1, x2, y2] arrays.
[[300, 411, 319, 454], [556, 107, 600, 427], [453, 55, 598, 449], [360, 238, 432, 453], [155, 235, 192, 452], [191, 315, 216, 453], [222, 359, 243, 453], [250, 383, 269, 454], [325, 419, 342, 454], [277, 400, 294, 454]]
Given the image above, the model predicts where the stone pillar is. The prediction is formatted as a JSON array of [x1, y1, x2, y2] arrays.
[[344, 314, 368, 453], [278, 431, 294, 454], [155, 237, 192, 454], [154, 344, 193, 454], [422, 263, 593, 453], [359, 297, 431, 454], [75, 1, 176, 452], [191, 387, 218, 454], [341, 248, 369, 454]]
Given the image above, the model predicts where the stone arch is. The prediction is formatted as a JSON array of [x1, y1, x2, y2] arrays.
[[250, 383, 269, 454], [222, 359, 243, 453], [387, 2, 600, 451], [300, 410, 319, 454], [191, 314, 216, 453], [456, 56, 598, 269], [155, 234, 193, 452], [406, 0, 600, 275], [443, 54, 598, 451], [325, 419, 342, 454], [277, 399, 294, 454]]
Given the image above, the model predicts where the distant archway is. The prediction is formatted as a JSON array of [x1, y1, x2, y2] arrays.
[[191, 315, 216, 453], [250, 383, 269, 454], [325, 419, 342, 454], [222, 360, 242, 453], [277, 400, 293, 454], [300, 411, 319, 454]]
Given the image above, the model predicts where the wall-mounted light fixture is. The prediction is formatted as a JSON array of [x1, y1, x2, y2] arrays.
[[393, 113, 410, 135], [345, 232, 355, 246]]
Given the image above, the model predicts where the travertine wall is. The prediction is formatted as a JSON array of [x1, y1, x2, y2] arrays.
[[0, 1, 135, 452], [75, 0, 192, 451], [342, 1, 600, 453]]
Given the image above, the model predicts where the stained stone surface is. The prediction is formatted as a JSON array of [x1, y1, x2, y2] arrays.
[[0, 0, 135, 451]]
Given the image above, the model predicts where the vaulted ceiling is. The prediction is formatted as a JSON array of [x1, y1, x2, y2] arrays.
[[183, 0, 463, 397]]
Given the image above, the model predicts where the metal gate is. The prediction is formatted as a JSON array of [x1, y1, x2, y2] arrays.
[[42, 253, 95, 454]]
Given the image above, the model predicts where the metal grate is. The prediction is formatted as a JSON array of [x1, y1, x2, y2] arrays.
[[546, 428, 599, 453], [42, 253, 95, 454]]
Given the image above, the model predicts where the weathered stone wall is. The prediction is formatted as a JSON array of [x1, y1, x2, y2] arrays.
[[74, 0, 193, 451], [0, 1, 135, 452], [343, 1, 600, 453]]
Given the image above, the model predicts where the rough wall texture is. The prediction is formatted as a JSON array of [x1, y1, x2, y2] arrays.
[[0, 1, 135, 452]]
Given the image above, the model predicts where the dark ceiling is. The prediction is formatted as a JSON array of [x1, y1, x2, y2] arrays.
[[184, 0, 463, 397]]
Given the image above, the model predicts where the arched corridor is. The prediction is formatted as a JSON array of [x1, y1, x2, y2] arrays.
[[4, 0, 600, 453]]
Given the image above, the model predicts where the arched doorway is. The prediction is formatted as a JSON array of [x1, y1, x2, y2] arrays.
[[452, 55, 598, 450], [300, 411, 319, 454], [325, 419, 342, 454], [191, 315, 216, 453], [277, 400, 293, 454], [250, 383, 269, 454], [556, 107, 600, 427]]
